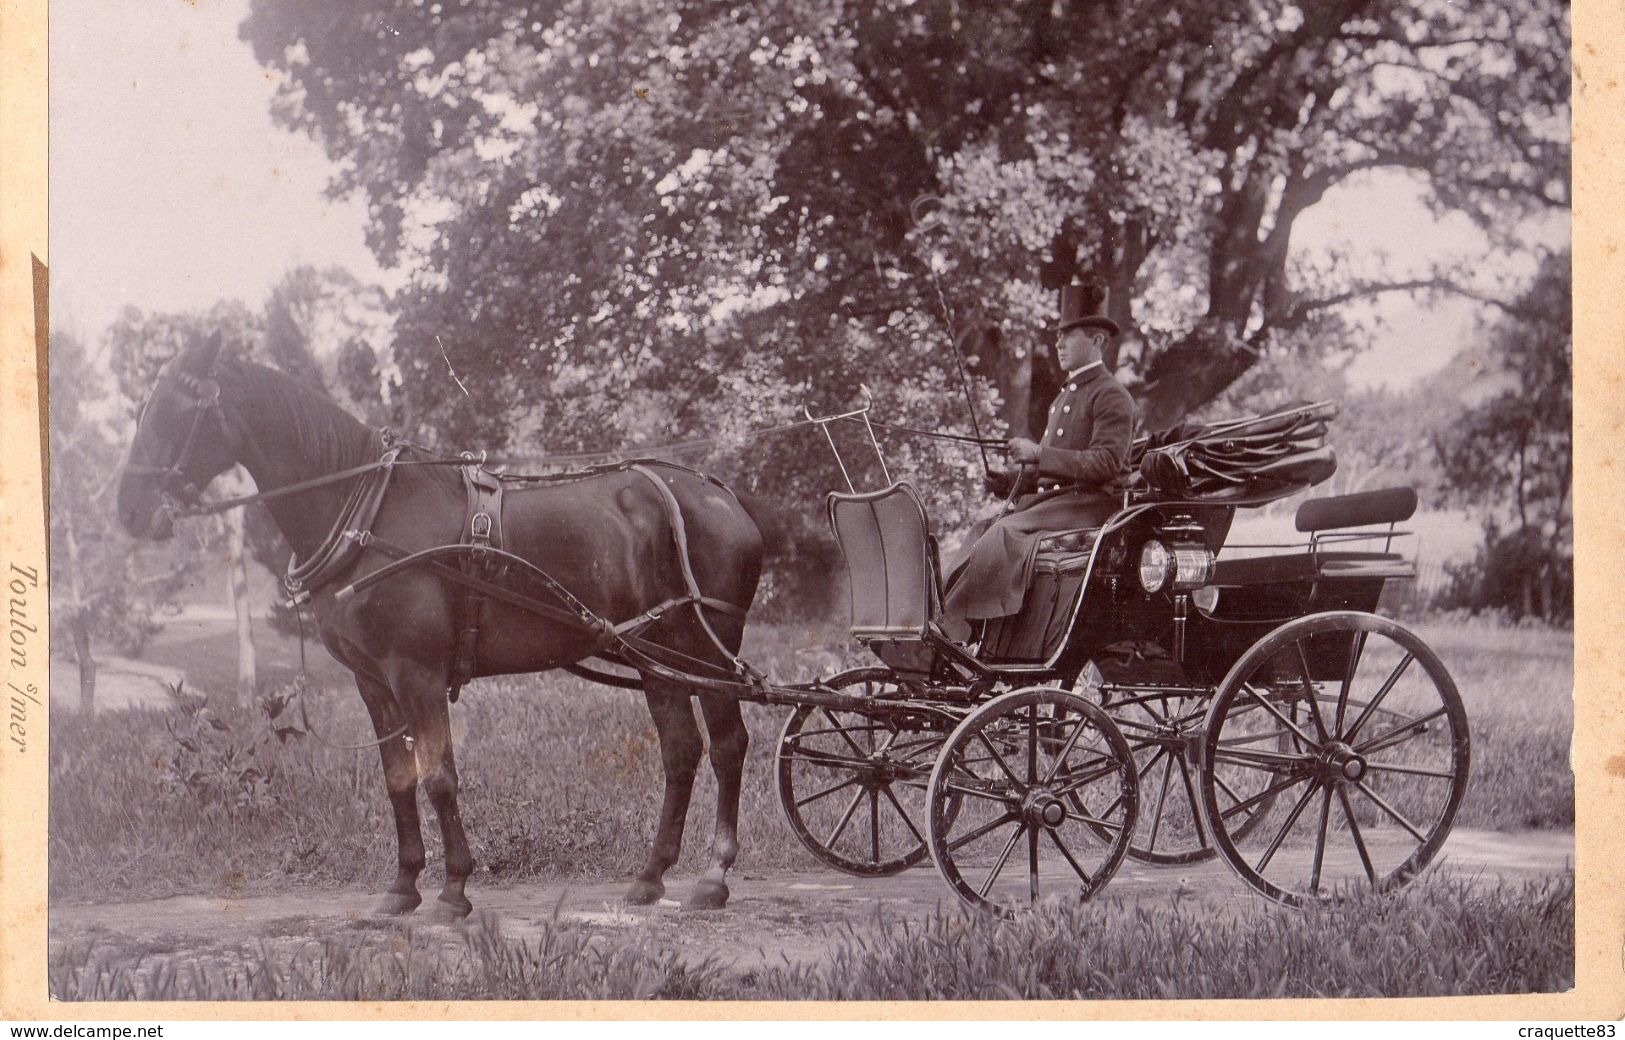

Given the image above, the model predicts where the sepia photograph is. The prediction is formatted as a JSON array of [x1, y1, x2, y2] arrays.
[[8, 0, 1599, 1012]]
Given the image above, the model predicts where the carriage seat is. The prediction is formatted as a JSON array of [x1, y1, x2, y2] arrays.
[[1210, 486, 1418, 586], [827, 483, 942, 639]]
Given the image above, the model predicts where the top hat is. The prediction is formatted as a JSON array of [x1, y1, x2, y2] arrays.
[[1055, 283, 1121, 335]]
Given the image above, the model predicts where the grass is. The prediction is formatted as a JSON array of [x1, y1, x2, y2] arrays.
[[47, 875, 1573, 1000], [48, 618, 1572, 904]]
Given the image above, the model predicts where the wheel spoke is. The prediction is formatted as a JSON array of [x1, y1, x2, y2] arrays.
[[1146, 750, 1175, 851], [880, 784, 928, 846], [1220, 768, 1311, 822], [1027, 704, 1038, 784], [826, 787, 866, 848], [1042, 714, 1091, 784], [795, 776, 860, 808], [1028, 826, 1040, 903], [869, 788, 881, 862], [1337, 785, 1378, 884], [1210, 746, 1311, 770], [788, 747, 876, 772], [1051, 758, 1126, 798], [1363, 760, 1458, 780], [1352, 780, 1430, 843], [1254, 779, 1319, 874], [943, 778, 1021, 805], [1294, 642, 1332, 741], [1355, 706, 1450, 756], [1342, 652, 1416, 743], [1336, 630, 1368, 736], [1239, 684, 1321, 749], [947, 810, 1019, 852], [820, 709, 869, 757], [1309, 785, 1333, 894], [976, 732, 1026, 787], [1175, 753, 1209, 850], [978, 821, 1027, 898], [1046, 828, 1094, 887]]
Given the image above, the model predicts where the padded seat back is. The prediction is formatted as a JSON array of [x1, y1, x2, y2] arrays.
[[827, 483, 938, 638], [1296, 486, 1417, 532]]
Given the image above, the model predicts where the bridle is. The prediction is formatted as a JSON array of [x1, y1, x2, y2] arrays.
[[123, 366, 234, 515]]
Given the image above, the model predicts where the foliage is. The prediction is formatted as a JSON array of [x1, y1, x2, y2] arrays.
[[1433, 252, 1571, 621], [49, 875, 1572, 999], [48, 618, 1570, 904], [47, 330, 195, 664], [156, 680, 307, 815], [242, 0, 1570, 457]]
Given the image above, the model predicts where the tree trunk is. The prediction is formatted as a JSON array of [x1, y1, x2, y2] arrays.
[[71, 612, 96, 715], [226, 508, 256, 707]]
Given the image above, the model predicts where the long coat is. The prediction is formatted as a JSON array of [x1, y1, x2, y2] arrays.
[[941, 363, 1136, 636]]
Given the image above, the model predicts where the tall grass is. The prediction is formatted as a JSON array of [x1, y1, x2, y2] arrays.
[[49, 619, 1571, 904], [48, 876, 1572, 1000]]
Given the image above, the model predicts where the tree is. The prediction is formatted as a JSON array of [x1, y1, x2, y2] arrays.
[[1434, 251, 1570, 619], [242, 0, 1568, 445], [48, 330, 194, 711]]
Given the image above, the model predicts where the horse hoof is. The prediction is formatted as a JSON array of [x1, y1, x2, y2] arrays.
[[624, 879, 665, 906], [682, 880, 729, 911], [374, 891, 422, 916], [430, 894, 473, 921]]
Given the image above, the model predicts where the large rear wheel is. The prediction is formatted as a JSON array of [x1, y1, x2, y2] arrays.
[[1197, 612, 1470, 906], [926, 687, 1137, 916]]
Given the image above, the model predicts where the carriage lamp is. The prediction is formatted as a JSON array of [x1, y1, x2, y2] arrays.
[[1138, 539, 1215, 594], [1138, 539, 1173, 592]]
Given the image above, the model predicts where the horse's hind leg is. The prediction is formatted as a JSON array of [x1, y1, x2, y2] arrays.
[[626, 683, 703, 906], [354, 672, 425, 916], [687, 691, 748, 911]]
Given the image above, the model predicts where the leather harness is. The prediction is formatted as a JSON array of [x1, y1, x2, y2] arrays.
[[287, 451, 754, 702]]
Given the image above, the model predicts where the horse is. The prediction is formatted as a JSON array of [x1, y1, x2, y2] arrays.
[[116, 332, 764, 917]]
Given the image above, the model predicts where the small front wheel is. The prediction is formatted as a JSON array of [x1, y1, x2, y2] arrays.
[[927, 687, 1138, 916], [775, 670, 947, 876]]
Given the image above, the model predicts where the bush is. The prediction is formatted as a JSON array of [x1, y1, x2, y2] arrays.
[[1440, 526, 1572, 624]]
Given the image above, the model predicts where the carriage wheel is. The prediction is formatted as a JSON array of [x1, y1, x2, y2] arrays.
[[1104, 689, 1256, 865], [1197, 612, 1470, 906], [926, 687, 1137, 916], [775, 670, 949, 876]]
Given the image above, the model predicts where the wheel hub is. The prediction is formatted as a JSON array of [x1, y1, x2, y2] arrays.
[[1318, 741, 1367, 783], [1022, 789, 1069, 829]]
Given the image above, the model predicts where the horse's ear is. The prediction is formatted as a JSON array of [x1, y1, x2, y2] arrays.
[[183, 330, 225, 375]]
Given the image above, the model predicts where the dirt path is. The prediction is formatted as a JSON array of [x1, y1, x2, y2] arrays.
[[50, 827, 1572, 973]]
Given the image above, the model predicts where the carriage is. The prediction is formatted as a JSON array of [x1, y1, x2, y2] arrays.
[[766, 397, 1469, 915], [119, 341, 1468, 919]]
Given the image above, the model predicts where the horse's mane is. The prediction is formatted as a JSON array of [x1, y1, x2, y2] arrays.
[[226, 357, 383, 474]]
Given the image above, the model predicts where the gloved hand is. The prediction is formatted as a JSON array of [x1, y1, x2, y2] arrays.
[[983, 466, 1035, 499], [983, 468, 1015, 498]]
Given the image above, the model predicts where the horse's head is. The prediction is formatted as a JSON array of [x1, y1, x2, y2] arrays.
[[117, 331, 240, 540]]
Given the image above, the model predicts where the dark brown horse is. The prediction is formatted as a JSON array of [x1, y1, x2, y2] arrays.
[[117, 333, 763, 917]]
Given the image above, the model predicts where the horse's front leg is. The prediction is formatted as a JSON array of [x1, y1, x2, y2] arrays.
[[389, 658, 476, 920], [354, 672, 425, 915], [688, 693, 748, 911], [626, 684, 703, 906]]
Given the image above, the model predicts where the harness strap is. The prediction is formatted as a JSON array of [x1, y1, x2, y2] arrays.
[[285, 448, 401, 602], [338, 536, 616, 645], [449, 462, 506, 701], [627, 463, 762, 685]]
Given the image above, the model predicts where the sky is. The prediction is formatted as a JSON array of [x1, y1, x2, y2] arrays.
[[49, 0, 1567, 391]]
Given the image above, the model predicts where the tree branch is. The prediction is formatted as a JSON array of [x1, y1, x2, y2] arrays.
[[1274, 276, 1540, 329]]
